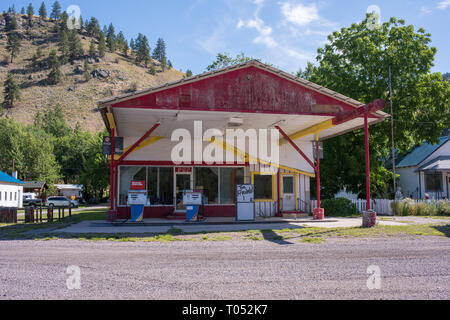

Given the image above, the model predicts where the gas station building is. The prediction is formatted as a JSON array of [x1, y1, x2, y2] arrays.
[[99, 60, 388, 220]]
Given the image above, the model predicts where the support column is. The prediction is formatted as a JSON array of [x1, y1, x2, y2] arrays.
[[363, 107, 377, 228], [314, 133, 324, 220], [107, 128, 117, 222]]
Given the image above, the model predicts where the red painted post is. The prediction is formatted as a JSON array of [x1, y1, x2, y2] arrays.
[[316, 141, 321, 209], [364, 108, 371, 211], [110, 128, 115, 211]]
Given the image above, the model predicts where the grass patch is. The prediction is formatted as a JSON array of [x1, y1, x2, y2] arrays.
[[300, 237, 324, 244]]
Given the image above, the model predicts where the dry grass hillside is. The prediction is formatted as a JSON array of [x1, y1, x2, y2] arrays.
[[0, 13, 185, 132]]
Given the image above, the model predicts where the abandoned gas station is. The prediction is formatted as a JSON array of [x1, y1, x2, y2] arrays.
[[99, 60, 388, 222]]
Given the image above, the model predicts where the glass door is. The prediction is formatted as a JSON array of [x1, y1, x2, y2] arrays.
[[175, 173, 192, 211], [282, 175, 296, 211]]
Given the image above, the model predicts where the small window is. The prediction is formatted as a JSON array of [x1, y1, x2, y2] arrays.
[[253, 174, 275, 200], [425, 173, 442, 192]]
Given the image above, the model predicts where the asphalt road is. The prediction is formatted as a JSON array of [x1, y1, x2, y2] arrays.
[[0, 237, 449, 300]]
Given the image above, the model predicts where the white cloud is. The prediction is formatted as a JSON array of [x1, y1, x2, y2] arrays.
[[420, 6, 432, 15], [437, 0, 450, 10], [280, 2, 319, 26]]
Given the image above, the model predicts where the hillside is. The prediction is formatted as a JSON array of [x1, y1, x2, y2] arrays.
[[0, 13, 185, 132]]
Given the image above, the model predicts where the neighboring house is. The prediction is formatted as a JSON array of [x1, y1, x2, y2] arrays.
[[23, 181, 49, 199], [54, 184, 84, 200], [397, 136, 450, 200], [0, 171, 24, 208]]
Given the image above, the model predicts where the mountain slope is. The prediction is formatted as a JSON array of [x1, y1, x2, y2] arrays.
[[0, 13, 185, 132]]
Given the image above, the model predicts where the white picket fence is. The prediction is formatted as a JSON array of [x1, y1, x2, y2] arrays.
[[311, 199, 395, 216]]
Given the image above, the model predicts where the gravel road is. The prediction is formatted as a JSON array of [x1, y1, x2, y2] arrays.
[[0, 237, 449, 300]]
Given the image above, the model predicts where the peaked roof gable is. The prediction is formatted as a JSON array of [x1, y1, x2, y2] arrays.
[[0, 171, 24, 185], [397, 136, 450, 168], [99, 61, 374, 115]]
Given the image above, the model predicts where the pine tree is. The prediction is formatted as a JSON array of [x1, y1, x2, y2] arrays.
[[130, 38, 135, 51], [47, 50, 62, 84], [5, 15, 18, 32], [58, 11, 69, 34], [135, 34, 151, 67], [27, 3, 34, 27], [58, 29, 70, 63], [68, 30, 84, 61], [83, 59, 90, 81], [167, 60, 173, 69], [86, 17, 101, 38], [98, 32, 106, 58], [185, 70, 193, 77], [6, 33, 21, 63], [79, 15, 84, 31], [89, 39, 96, 57], [50, 1, 62, 20], [149, 64, 156, 75], [152, 38, 167, 65], [116, 31, 126, 52], [3, 73, 20, 107], [122, 41, 129, 57], [106, 23, 116, 52], [21, 7, 25, 15], [39, 2, 47, 19]]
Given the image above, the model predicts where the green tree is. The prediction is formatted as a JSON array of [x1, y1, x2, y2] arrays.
[[47, 50, 62, 84], [152, 38, 167, 69], [135, 33, 151, 67], [50, 1, 62, 20], [3, 73, 20, 107], [5, 14, 18, 32], [89, 39, 97, 57], [98, 32, 106, 58], [27, 3, 34, 27], [68, 30, 84, 61], [58, 29, 69, 63], [0, 118, 60, 183], [6, 32, 21, 63], [83, 58, 90, 81], [301, 15, 450, 198], [79, 132, 109, 200], [86, 17, 101, 38], [206, 52, 254, 71], [185, 69, 193, 77], [39, 2, 47, 19], [167, 60, 173, 69]]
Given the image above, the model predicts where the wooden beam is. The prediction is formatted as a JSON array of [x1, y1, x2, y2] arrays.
[[108, 136, 164, 161], [279, 119, 334, 145], [276, 126, 316, 170], [115, 123, 160, 166], [333, 99, 386, 125], [211, 138, 315, 178]]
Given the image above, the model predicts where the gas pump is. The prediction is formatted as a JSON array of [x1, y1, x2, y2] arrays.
[[183, 190, 203, 222], [128, 181, 147, 223]]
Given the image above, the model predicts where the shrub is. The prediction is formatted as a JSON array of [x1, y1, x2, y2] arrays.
[[321, 198, 359, 217], [391, 199, 450, 216]]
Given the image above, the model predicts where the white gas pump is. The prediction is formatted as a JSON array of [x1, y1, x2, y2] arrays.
[[183, 190, 203, 222], [128, 190, 147, 222]]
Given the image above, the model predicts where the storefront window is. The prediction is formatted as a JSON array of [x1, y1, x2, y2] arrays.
[[159, 168, 174, 205], [254, 174, 274, 200], [147, 168, 158, 205], [119, 167, 147, 205], [195, 168, 219, 204], [425, 173, 442, 192], [220, 168, 245, 204]]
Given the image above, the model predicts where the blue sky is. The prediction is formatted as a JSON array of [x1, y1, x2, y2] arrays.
[[4, 0, 450, 75]]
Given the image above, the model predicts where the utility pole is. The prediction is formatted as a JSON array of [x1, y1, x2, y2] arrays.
[[389, 65, 396, 197]]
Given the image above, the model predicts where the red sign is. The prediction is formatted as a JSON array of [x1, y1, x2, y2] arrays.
[[175, 167, 192, 173], [130, 181, 146, 190]]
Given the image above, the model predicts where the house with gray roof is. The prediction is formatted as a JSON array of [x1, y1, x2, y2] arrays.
[[397, 136, 450, 200]]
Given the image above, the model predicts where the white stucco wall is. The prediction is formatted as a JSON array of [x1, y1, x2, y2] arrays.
[[0, 183, 23, 208]]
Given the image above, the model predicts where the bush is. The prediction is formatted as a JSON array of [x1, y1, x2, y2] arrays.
[[321, 198, 359, 217], [391, 199, 450, 216]]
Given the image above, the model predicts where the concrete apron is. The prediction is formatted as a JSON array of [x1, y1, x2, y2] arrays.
[[53, 217, 410, 234]]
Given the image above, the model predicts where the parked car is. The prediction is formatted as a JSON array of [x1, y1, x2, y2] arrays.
[[88, 198, 99, 205], [46, 197, 78, 208], [22, 196, 44, 208]]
